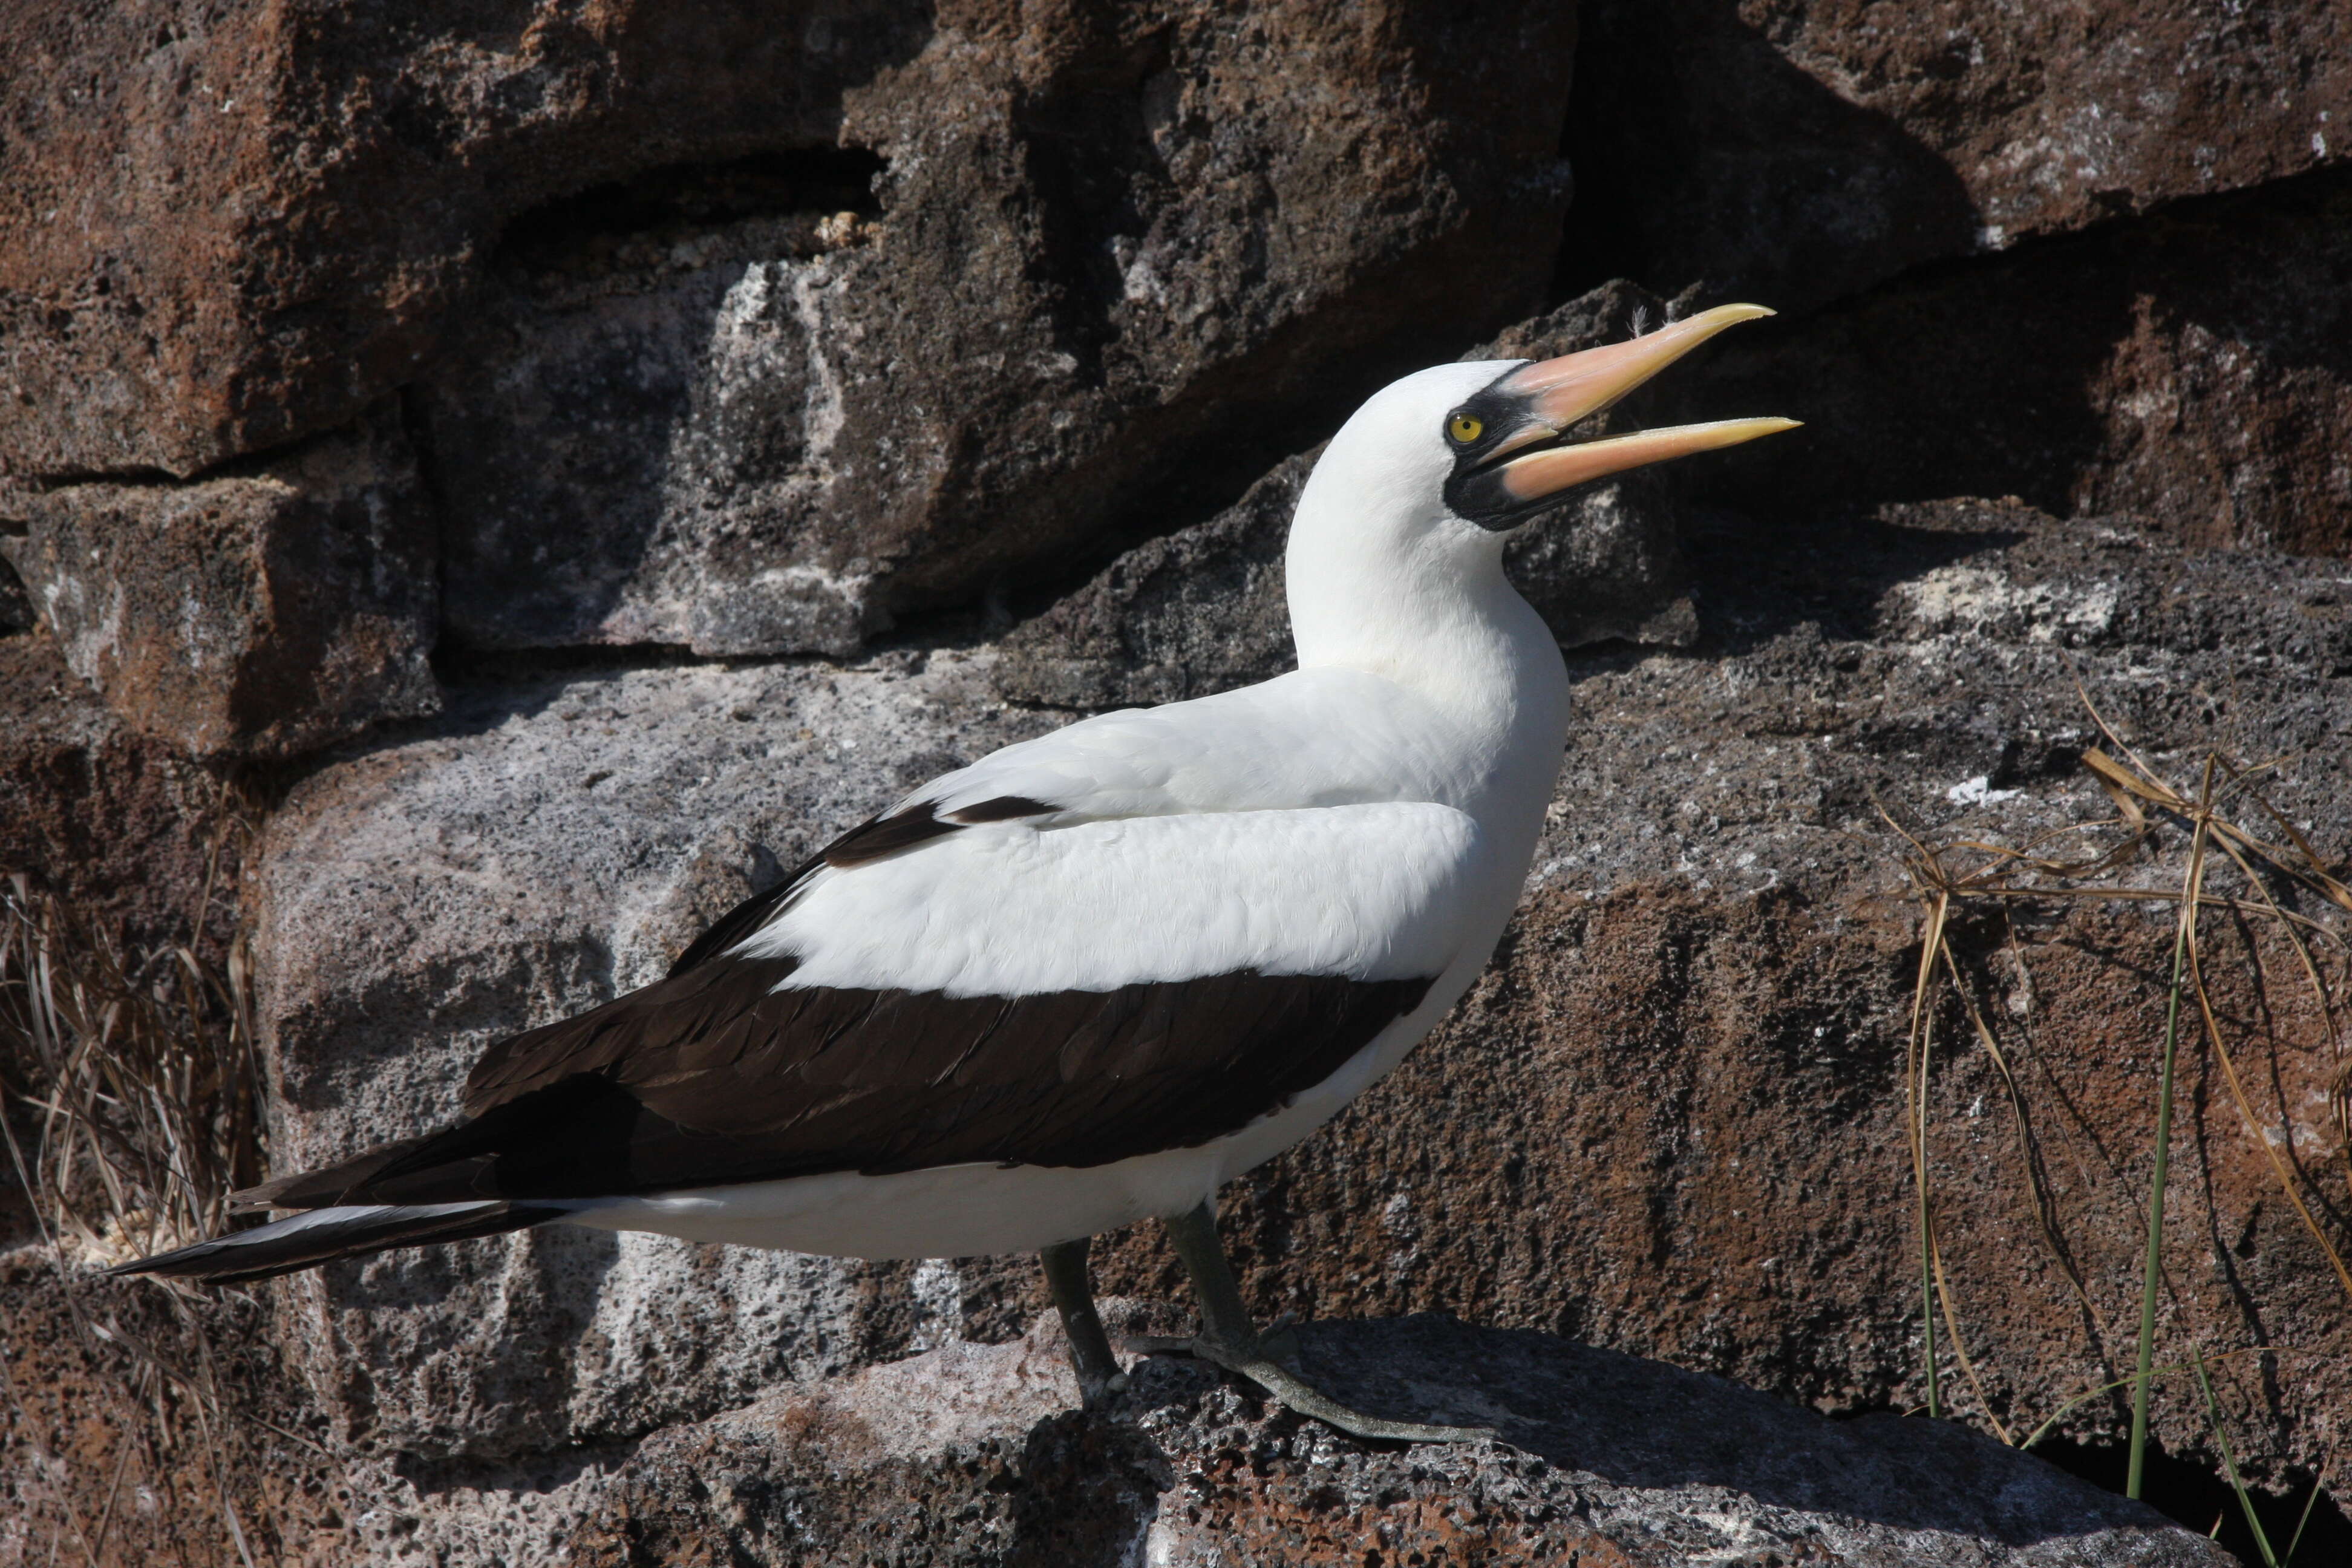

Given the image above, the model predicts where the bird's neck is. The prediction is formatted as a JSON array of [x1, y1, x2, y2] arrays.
[[1284, 512, 1572, 806]]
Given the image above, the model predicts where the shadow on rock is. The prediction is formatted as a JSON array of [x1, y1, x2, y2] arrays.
[[1278, 1315, 2180, 1550], [1677, 498, 2034, 658]]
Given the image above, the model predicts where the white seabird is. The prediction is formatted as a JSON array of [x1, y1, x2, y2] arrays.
[[118, 305, 1794, 1441]]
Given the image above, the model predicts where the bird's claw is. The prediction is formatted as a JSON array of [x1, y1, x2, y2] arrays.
[[1123, 1331, 1497, 1445], [1076, 1367, 1131, 1408]]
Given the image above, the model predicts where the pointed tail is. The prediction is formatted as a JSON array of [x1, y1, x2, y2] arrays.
[[108, 1200, 569, 1286]]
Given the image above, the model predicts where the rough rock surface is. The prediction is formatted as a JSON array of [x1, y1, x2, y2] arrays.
[[1052, 500, 2352, 1498], [251, 647, 1056, 1459], [318, 1312, 2227, 1567], [7, 0, 1576, 657], [13, 2, 2352, 1561], [0, 632, 241, 946], [0, 0, 932, 477], [2, 407, 440, 757], [1563, 0, 2352, 311], [229, 494, 2352, 1509], [0, 1243, 341, 1568], [0, 554, 30, 636], [993, 447, 1313, 710], [1672, 168, 2352, 557], [419, 1, 1579, 654]]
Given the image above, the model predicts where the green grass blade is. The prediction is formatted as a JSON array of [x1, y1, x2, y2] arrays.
[[2190, 1348, 2278, 1568], [2128, 915, 2192, 1498], [1918, 998, 1940, 1421], [2281, 1452, 2333, 1567]]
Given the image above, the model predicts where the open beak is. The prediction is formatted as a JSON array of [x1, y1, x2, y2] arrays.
[[1484, 304, 1798, 503]]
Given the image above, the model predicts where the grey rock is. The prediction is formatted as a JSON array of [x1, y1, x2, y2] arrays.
[[333, 1312, 2229, 1566], [252, 647, 1057, 1458], [1483, 284, 1703, 650], [419, 2, 1581, 656], [234, 488, 2352, 1502], [419, 214, 875, 656], [244, 491, 2352, 1498], [1536, 498, 2352, 904], [993, 448, 1312, 710], [1, 407, 439, 759], [994, 281, 1700, 709]]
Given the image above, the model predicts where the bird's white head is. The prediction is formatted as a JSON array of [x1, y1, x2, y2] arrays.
[[1285, 303, 1797, 677]]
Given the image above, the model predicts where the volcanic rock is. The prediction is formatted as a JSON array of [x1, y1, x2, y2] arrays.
[[1670, 168, 2352, 557], [15, 4, 2352, 1554], [5, 1, 1576, 658], [0, 632, 242, 948], [328, 1312, 2229, 1566], [231, 489, 2352, 1502], [1053, 498, 2352, 1498], [1562, 0, 2352, 311], [0, 0, 932, 477], [2, 407, 440, 758], [417, 1, 1579, 655], [0, 552, 30, 636]]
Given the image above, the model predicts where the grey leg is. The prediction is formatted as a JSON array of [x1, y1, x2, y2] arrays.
[[1132, 1198, 1495, 1445], [1040, 1236, 1128, 1405]]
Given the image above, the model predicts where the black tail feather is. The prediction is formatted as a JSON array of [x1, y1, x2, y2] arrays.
[[227, 1131, 443, 1211], [108, 1200, 568, 1285]]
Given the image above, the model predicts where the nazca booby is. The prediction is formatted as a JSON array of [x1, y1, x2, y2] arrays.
[[117, 305, 1794, 1442]]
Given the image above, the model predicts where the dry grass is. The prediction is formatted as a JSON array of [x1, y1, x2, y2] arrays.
[[0, 873, 266, 1266], [0, 842, 319, 1567], [1878, 686, 2352, 1550]]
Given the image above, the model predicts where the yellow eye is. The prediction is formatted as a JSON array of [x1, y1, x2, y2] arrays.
[[1448, 413, 1484, 445]]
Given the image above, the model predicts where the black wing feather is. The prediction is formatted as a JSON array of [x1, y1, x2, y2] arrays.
[[264, 960, 1431, 1208]]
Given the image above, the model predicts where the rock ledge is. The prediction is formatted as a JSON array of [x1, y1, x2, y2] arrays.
[[347, 1312, 2226, 1567]]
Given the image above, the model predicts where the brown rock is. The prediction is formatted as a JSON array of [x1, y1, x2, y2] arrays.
[[0, 633, 238, 948], [1561, 0, 2352, 311], [419, 1, 1581, 655], [5, 1, 1574, 652], [1151, 889, 2345, 1489], [3, 407, 439, 758], [1055, 503, 2352, 1502], [1670, 168, 2352, 556], [0, 1244, 338, 1568], [0, 0, 932, 477]]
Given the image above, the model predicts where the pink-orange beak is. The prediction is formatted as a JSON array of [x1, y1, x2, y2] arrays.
[[1477, 304, 1797, 506]]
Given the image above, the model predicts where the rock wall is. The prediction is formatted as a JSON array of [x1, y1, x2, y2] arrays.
[[5, 2, 2351, 1564]]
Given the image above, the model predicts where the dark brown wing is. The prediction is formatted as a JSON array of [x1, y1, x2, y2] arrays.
[[293, 955, 1430, 1207]]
